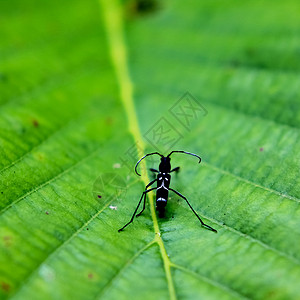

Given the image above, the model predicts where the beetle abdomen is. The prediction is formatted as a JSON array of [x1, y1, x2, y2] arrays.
[[156, 197, 167, 217]]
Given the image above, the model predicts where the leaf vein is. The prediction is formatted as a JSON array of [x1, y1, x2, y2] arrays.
[[203, 162, 300, 203], [95, 241, 156, 299], [170, 263, 250, 300], [177, 205, 300, 266], [0, 147, 101, 215], [8, 192, 116, 299]]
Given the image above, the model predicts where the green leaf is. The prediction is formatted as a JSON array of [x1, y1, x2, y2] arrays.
[[1, 0, 300, 299]]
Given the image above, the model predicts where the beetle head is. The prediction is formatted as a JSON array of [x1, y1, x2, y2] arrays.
[[159, 156, 171, 173]]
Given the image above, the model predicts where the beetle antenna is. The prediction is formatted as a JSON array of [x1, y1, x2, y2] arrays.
[[167, 150, 201, 163], [135, 152, 163, 176]]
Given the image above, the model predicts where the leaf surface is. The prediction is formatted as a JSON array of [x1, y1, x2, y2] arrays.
[[1, 0, 300, 299]]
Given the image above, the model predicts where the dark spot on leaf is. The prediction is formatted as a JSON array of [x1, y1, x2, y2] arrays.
[[86, 228, 89, 230], [0, 73, 8, 82], [45, 211, 49, 215], [3, 236, 12, 247], [126, 0, 161, 17], [32, 119, 39, 127], [260, 147, 264, 152], [136, 0, 159, 12], [245, 47, 256, 58], [229, 60, 241, 68], [1, 281, 10, 292], [36, 153, 44, 160], [98, 195, 102, 199], [88, 273, 94, 279], [105, 117, 113, 125], [3, 236, 11, 242], [1, 191, 3, 194]]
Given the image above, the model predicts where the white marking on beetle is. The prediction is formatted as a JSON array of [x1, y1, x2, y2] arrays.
[[157, 197, 167, 202], [157, 182, 168, 190]]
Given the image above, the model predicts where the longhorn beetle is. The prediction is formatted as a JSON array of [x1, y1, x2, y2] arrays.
[[118, 150, 217, 233]]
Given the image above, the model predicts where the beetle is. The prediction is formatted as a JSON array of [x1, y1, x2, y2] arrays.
[[118, 150, 217, 233]]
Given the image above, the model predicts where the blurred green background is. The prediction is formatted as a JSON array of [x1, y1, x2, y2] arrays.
[[1, 0, 300, 299]]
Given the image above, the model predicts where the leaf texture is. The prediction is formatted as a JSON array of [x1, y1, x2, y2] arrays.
[[0, 0, 300, 299]]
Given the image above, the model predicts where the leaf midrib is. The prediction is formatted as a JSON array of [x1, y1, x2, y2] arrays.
[[99, 1, 176, 299]]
